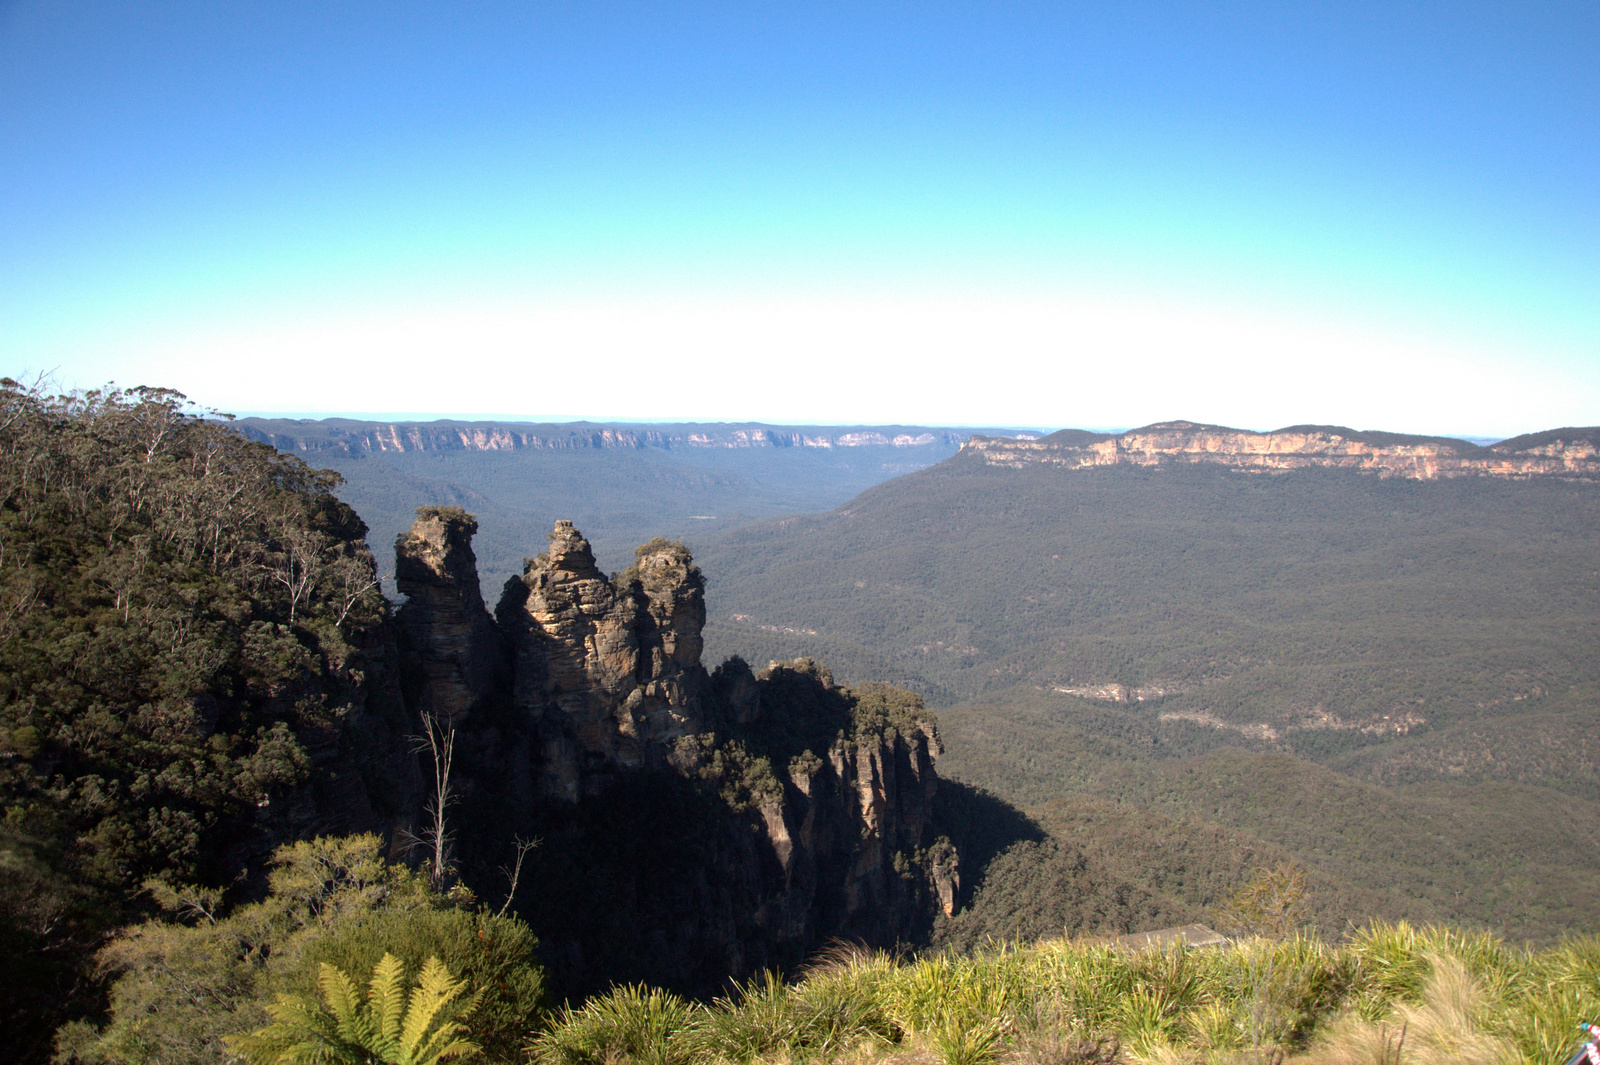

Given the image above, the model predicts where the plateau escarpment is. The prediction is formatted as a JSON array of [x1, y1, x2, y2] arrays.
[[236, 419, 979, 455], [394, 510, 956, 991], [694, 424, 1600, 943], [234, 417, 1041, 596], [964, 421, 1600, 480]]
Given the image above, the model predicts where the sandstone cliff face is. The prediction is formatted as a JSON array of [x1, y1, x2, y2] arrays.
[[824, 709, 958, 921], [236, 419, 973, 455], [709, 661, 958, 952], [395, 515, 955, 989], [964, 421, 1600, 480]]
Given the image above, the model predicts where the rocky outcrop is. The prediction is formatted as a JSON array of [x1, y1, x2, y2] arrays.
[[709, 660, 958, 949], [395, 506, 505, 727], [964, 421, 1600, 480], [498, 522, 708, 800], [395, 515, 956, 989], [1054, 682, 1181, 703]]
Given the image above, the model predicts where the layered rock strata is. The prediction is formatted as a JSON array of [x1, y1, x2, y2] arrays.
[[965, 421, 1600, 480]]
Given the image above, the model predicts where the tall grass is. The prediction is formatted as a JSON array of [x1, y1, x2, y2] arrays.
[[530, 984, 699, 1065], [530, 924, 1600, 1065]]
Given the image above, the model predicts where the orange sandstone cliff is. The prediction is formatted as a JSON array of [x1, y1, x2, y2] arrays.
[[962, 422, 1600, 480]]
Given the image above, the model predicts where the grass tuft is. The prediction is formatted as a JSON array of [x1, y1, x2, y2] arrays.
[[529, 923, 1600, 1065]]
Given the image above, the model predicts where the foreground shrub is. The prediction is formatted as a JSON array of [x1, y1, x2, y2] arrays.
[[284, 906, 547, 1063], [530, 923, 1600, 1065], [54, 835, 546, 1065]]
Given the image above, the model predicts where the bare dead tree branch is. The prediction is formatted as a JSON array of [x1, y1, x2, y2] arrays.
[[410, 711, 458, 892], [496, 835, 541, 918]]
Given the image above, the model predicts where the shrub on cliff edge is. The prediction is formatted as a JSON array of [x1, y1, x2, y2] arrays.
[[55, 834, 546, 1065]]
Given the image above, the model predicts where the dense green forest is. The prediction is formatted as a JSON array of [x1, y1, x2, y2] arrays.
[[697, 458, 1600, 758], [692, 453, 1600, 943], [0, 385, 388, 877], [0, 382, 443, 1061]]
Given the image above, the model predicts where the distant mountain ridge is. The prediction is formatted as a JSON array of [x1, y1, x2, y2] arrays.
[[235, 418, 1034, 455], [228, 418, 1043, 584], [964, 420, 1600, 480]]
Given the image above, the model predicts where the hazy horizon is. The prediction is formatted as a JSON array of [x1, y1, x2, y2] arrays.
[[5, 2, 1595, 437], [226, 410, 1534, 445]]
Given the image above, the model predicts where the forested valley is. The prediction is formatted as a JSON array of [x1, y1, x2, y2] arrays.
[[5, 385, 1599, 1065], [694, 448, 1600, 945]]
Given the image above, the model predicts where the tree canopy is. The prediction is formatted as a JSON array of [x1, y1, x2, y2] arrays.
[[0, 381, 402, 1059]]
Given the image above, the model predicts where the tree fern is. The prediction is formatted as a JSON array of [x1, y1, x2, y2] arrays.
[[226, 952, 483, 1065], [399, 958, 485, 1065], [322, 960, 380, 1051], [368, 953, 409, 1060], [223, 983, 369, 1065]]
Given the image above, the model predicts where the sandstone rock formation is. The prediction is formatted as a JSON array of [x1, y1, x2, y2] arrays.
[[394, 513, 957, 990], [500, 522, 708, 800], [236, 419, 978, 454], [395, 506, 505, 727], [964, 421, 1600, 480]]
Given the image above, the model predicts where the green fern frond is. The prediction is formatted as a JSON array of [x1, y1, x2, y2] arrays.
[[369, 952, 411, 1055], [398, 957, 460, 1053], [399, 956, 484, 1065], [225, 990, 367, 1065], [229, 953, 482, 1065], [319, 961, 376, 1048]]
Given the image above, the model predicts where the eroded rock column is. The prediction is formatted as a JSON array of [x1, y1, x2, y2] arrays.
[[500, 521, 707, 800], [394, 506, 503, 726]]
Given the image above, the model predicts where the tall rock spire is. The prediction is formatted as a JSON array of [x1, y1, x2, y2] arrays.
[[394, 506, 504, 727], [501, 520, 707, 800]]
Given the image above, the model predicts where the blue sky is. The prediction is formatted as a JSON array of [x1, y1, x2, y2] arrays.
[[2, 1, 1596, 436]]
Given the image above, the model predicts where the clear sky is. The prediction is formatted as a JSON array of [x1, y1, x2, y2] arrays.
[[2, 1, 1596, 437]]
